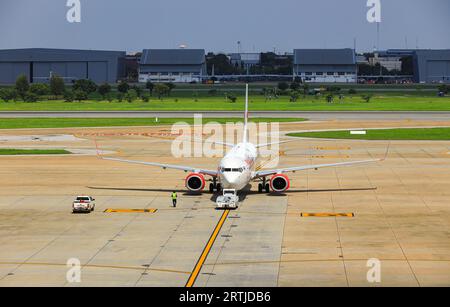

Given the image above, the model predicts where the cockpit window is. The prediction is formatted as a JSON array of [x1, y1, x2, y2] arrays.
[[221, 167, 244, 173]]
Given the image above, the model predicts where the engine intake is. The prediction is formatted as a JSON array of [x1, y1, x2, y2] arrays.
[[185, 173, 206, 192], [270, 174, 290, 193]]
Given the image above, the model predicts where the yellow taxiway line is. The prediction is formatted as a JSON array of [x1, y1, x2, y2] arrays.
[[301, 213, 355, 217], [104, 209, 158, 213], [185, 209, 230, 287]]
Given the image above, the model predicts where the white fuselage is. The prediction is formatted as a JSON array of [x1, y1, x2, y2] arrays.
[[218, 142, 258, 191]]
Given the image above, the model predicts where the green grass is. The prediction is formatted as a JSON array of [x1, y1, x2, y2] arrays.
[[1, 94, 450, 111], [0, 118, 305, 129], [288, 128, 450, 140], [0, 149, 71, 155]]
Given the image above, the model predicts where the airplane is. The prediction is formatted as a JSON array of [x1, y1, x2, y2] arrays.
[[97, 85, 383, 194]]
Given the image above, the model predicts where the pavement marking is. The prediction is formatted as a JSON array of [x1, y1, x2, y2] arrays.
[[104, 208, 158, 213], [315, 146, 351, 150], [0, 262, 189, 275], [310, 155, 351, 159], [185, 209, 230, 287], [300, 213, 355, 217]]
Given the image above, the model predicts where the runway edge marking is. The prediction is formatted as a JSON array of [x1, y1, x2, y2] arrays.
[[185, 209, 230, 287]]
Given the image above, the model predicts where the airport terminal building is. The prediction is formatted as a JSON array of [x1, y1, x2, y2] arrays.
[[0, 48, 126, 84], [293, 49, 357, 83], [138, 49, 207, 83]]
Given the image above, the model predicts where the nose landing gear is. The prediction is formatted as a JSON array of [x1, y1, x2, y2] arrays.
[[209, 178, 222, 193]]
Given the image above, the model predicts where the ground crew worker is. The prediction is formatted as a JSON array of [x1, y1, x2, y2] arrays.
[[171, 191, 177, 207]]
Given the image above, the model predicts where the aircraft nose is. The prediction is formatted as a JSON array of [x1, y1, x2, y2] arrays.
[[223, 173, 239, 184]]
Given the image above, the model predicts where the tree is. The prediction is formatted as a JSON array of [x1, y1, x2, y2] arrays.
[[125, 89, 137, 102], [154, 83, 170, 99], [73, 79, 98, 95], [0, 88, 18, 102], [438, 84, 449, 94], [29, 83, 50, 96], [277, 82, 289, 91], [117, 81, 130, 93], [15, 75, 29, 100], [145, 81, 154, 95], [290, 82, 301, 91], [302, 83, 310, 96], [131, 85, 143, 98], [166, 83, 176, 96], [97, 83, 112, 100], [74, 90, 88, 102], [50, 75, 65, 97]]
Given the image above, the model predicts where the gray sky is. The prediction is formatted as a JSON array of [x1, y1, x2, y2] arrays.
[[0, 0, 449, 53]]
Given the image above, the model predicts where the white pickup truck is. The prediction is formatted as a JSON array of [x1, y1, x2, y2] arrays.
[[216, 189, 239, 209], [72, 196, 96, 213]]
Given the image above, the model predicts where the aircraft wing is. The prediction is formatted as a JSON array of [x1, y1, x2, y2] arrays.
[[253, 159, 381, 178], [101, 157, 219, 177]]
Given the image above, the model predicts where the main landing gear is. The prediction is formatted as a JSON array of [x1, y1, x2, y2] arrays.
[[257, 178, 270, 193]]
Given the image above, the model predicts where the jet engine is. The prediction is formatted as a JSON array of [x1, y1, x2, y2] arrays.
[[185, 173, 206, 192], [269, 174, 290, 193]]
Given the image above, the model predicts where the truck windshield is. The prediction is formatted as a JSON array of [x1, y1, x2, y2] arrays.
[[76, 197, 90, 201]]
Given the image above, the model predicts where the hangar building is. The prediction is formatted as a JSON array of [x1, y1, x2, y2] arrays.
[[293, 49, 357, 83], [413, 50, 450, 83], [0, 48, 126, 84], [138, 49, 207, 83]]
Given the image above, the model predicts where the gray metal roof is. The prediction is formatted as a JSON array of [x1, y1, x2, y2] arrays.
[[0, 48, 126, 62], [294, 49, 356, 65], [140, 49, 205, 65]]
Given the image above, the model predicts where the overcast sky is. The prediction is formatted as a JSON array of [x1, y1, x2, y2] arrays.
[[0, 0, 449, 53]]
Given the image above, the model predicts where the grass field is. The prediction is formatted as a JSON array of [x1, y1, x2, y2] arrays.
[[1, 94, 450, 111], [288, 128, 450, 140], [0, 118, 305, 129], [0, 149, 71, 155]]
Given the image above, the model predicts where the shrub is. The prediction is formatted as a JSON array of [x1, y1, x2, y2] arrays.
[[208, 89, 218, 96], [74, 90, 88, 102], [30, 83, 50, 96], [50, 75, 65, 97], [125, 89, 137, 102], [97, 83, 112, 99], [438, 84, 449, 94], [106, 93, 114, 102], [145, 81, 154, 95], [131, 85, 143, 98], [15, 75, 29, 100], [227, 94, 237, 103], [142, 95, 150, 102], [348, 88, 357, 95], [23, 91, 39, 102], [0, 88, 18, 102], [64, 91, 74, 102], [117, 92, 124, 102], [362, 94, 373, 103], [117, 81, 130, 93], [73, 79, 98, 95], [290, 91, 300, 102]]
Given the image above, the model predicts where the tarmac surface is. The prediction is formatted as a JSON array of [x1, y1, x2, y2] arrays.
[[1, 111, 450, 121], [0, 119, 449, 287]]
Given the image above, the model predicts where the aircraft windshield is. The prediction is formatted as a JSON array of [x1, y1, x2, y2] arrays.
[[221, 168, 244, 173]]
